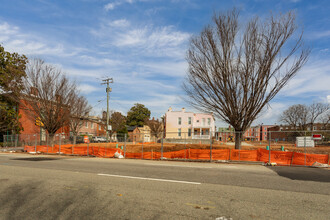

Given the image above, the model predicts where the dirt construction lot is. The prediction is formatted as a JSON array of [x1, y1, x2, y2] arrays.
[[72, 141, 330, 155]]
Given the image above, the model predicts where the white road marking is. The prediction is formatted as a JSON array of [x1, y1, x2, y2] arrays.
[[144, 163, 213, 169], [98, 173, 201, 185]]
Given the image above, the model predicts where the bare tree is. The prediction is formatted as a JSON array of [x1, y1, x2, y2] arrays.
[[22, 59, 77, 146], [280, 104, 309, 130], [280, 103, 329, 131], [145, 118, 164, 139], [68, 95, 92, 144], [308, 102, 329, 130], [183, 9, 310, 149], [319, 110, 330, 130]]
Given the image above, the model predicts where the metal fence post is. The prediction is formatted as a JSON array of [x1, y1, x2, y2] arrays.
[[161, 132, 164, 160], [210, 133, 212, 162], [141, 133, 144, 160], [268, 131, 271, 164], [46, 134, 48, 154], [72, 135, 75, 155], [184, 132, 187, 160], [238, 132, 241, 161], [34, 134, 37, 153], [15, 134, 18, 148], [87, 141, 89, 156], [59, 134, 61, 154], [124, 133, 127, 158], [304, 131, 306, 166]]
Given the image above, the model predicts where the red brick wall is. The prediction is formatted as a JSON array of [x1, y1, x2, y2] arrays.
[[18, 99, 69, 135]]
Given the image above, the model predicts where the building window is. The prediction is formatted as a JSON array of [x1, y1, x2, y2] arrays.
[[313, 126, 316, 131], [86, 122, 88, 128], [99, 125, 101, 131], [91, 122, 94, 129], [188, 117, 192, 125], [178, 128, 181, 137], [178, 117, 181, 125], [188, 128, 191, 137], [207, 118, 211, 125], [202, 118, 205, 126], [196, 120, 199, 123], [205, 129, 209, 135]]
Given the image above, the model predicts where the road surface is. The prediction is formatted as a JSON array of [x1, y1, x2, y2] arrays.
[[0, 153, 329, 220]]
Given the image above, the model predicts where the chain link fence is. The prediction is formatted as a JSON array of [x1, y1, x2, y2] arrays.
[[2, 130, 330, 166]]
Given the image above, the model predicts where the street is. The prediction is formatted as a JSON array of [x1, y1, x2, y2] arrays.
[[0, 153, 329, 220]]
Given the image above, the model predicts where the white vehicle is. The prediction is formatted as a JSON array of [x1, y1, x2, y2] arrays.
[[92, 136, 107, 143]]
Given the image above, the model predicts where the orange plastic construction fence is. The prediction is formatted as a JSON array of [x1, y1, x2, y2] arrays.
[[24, 145, 330, 166], [230, 149, 258, 161], [24, 145, 123, 158], [291, 152, 329, 166], [258, 149, 294, 165]]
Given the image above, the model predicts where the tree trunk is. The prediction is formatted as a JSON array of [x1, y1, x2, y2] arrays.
[[234, 132, 243, 149], [73, 135, 77, 145], [49, 133, 55, 147]]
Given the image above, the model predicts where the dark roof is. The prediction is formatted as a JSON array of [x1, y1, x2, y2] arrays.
[[127, 126, 138, 132]]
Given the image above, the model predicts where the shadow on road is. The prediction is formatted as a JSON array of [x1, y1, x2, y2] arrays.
[[11, 157, 62, 161], [268, 166, 330, 183]]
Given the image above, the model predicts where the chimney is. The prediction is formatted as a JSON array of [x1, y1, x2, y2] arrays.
[[181, 107, 185, 112]]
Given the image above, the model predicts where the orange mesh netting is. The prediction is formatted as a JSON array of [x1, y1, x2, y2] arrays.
[[24, 145, 329, 166], [291, 152, 329, 166], [258, 149, 294, 165], [230, 149, 258, 161]]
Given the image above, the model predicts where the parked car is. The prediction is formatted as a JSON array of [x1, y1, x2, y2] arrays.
[[92, 136, 107, 143]]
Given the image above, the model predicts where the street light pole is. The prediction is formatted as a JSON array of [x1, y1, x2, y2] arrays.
[[101, 78, 113, 141]]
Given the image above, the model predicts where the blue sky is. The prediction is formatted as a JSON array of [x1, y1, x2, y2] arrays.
[[0, 0, 329, 127]]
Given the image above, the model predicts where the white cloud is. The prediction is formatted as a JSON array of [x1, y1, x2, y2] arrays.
[[104, 3, 118, 11], [327, 95, 330, 103], [280, 59, 330, 96], [253, 102, 287, 125], [104, 0, 143, 11], [0, 22, 19, 35], [114, 26, 190, 49], [108, 19, 130, 27], [0, 21, 83, 59], [92, 22, 190, 58], [308, 30, 330, 39], [78, 84, 101, 94]]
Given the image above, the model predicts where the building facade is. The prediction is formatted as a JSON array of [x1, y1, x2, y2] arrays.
[[164, 107, 215, 139], [78, 116, 106, 136], [244, 125, 275, 141]]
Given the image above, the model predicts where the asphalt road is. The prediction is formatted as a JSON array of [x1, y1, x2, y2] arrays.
[[0, 153, 329, 220]]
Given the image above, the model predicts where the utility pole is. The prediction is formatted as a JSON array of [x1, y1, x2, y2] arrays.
[[101, 78, 113, 141]]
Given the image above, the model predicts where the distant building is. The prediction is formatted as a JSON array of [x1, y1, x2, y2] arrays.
[[164, 107, 215, 139], [78, 116, 106, 136], [215, 126, 234, 141], [127, 125, 151, 143], [244, 125, 275, 141]]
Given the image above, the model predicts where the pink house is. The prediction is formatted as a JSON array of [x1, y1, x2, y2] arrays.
[[164, 107, 215, 139]]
